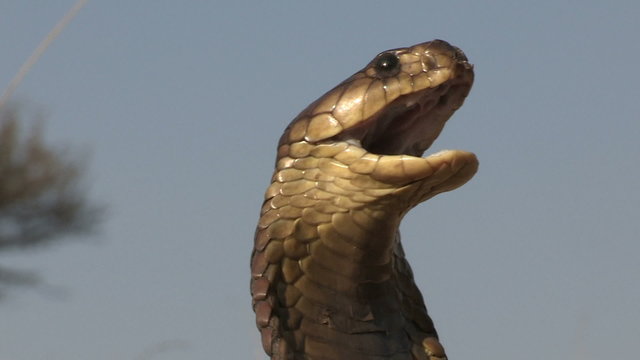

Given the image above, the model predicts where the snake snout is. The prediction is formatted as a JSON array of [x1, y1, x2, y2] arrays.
[[427, 39, 470, 64]]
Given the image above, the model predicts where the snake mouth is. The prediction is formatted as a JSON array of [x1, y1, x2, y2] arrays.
[[332, 77, 473, 158], [280, 40, 477, 186], [324, 63, 478, 188]]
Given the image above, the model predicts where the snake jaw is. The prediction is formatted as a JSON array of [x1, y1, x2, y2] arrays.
[[357, 42, 475, 159], [283, 40, 476, 187], [358, 71, 478, 191], [342, 80, 472, 158], [319, 42, 476, 188]]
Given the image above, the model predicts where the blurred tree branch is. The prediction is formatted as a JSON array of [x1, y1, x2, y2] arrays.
[[0, 105, 101, 296], [0, 0, 93, 298]]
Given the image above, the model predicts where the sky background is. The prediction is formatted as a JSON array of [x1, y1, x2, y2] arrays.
[[1, 1, 639, 359]]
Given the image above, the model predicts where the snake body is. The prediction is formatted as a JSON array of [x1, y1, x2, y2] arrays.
[[251, 40, 477, 359]]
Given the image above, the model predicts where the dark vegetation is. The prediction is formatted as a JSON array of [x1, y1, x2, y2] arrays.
[[0, 106, 99, 297]]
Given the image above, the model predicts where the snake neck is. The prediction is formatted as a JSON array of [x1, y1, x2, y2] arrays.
[[251, 141, 448, 359]]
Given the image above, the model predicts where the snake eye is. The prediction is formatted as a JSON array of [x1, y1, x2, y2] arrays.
[[373, 52, 400, 76]]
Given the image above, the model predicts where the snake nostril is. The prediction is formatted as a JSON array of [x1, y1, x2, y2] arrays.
[[453, 47, 468, 63], [427, 40, 469, 64]]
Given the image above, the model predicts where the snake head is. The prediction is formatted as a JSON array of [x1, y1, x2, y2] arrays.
[[277, 39, 477, 203]]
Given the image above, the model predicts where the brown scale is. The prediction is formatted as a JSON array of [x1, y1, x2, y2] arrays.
[[251, 39, 477, 359]]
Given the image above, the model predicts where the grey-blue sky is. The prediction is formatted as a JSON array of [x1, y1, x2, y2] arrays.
[[1, 1, 638, 359]]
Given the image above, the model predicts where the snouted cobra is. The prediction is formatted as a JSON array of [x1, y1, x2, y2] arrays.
[[251, 39, 477, 359]]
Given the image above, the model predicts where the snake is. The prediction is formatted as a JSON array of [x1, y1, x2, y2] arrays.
[[251, 39, 477, 360]]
